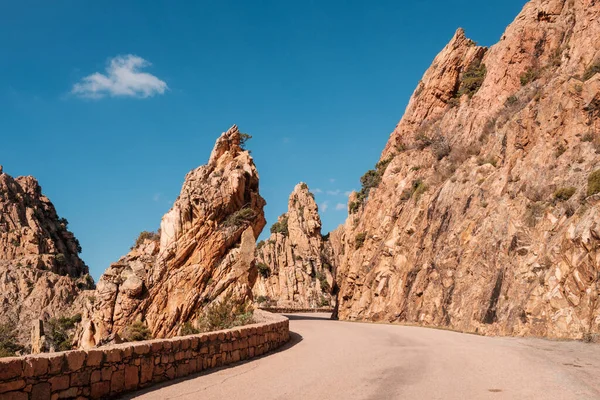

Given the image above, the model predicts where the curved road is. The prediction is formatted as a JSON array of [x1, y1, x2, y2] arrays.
[[125, 313, 600, 400]]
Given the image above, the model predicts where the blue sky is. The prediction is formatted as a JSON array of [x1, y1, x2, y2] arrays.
[[0, 0, 527, 280]]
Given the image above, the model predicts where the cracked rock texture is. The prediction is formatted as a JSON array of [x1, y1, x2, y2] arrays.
[[333, 0, 600, 340], [253, 183, 335, 308], [76, 125, 266, 347], [0, 166, 93, 346]]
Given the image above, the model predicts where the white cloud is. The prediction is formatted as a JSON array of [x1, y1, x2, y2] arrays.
[[344, 191, 353, 196], [329, 178, 336, 183], [152, 193, 161, 202], [72, 55, 168, 99], [320, 201, 329, 213], [326, 189, 341, 196], [335, 203, 346, 211], [313, 188, 323, 194]]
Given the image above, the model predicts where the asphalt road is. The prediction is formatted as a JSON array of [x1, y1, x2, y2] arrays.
[[125, 313, 600, 400]]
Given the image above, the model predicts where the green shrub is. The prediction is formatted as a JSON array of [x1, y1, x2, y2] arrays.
[[348, 201, 360, 214], [239, 133, 252, 149], [256, 262, 271, 278], [554, 187, 576, 201], [256, 240, 265, 250], [555, 144, 567, 158], [196, 293, 253, 333], [255, 295, 270, 304], [300, 182, 308, 190], [456, 61, 487, 98], [432, 136, 451, 160], [180, 322, 200, 336], [46, 314, 82, 351], [0, 324, 24, 358], [582, 133, 594, 142], [587, 170, 600, 196], [133, 230, 160, 248], [583, 60, 600, 81], [223, 208, 257, 228], [415, 133, 433, 149], [505, 95, 518, 106], [316, 272, 330, 293], [355, 232, 367, 249], [355, 156, 394, 204], [520, 67, 540, 86], [122, 321, 151, 342], [270, 216, 289, 235], [412, 179, 428, 202]]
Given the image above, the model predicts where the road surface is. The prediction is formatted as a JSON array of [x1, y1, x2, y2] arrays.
[[125, 313, 600, 400]]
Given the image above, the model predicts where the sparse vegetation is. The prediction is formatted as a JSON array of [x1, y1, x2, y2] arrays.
[[256, 295, 270, 304], [587, 169, 600, 197], [348, 201, 360, 214], [554, 187, 576, 201], [355, 232, 367, 249], [520, 67, 540, 86], [456, 61, 487, 98], [195, 293, 253, 333], [239, 133, 252, 149], [505, 95, 518, 106], [122, 321, 151, 342], [223, 208, 257, 228], [432, 136, 451, 160], [477, 155, 497, 167], [0, 324, 24, 358], [582, 60, 600, 81], [55, 253, 66, 265], [354, 157, 394, 204], [555, 143, 567, 158], [316, 271, 330, 293], [180, 321, 200, 336], [256, 262, 271, 278], [133, 230, 160, 249], [582, 133, 594, 142], [46, 314, 82, 351], [256, 240, 265, 250], [270, 216, 289, 235]]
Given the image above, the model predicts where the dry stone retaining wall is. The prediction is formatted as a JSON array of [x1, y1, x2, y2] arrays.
[[0, 313, 289, 399]]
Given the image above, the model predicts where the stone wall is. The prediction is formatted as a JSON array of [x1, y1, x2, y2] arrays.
[[259, 307, 334, 314], [0, 312, 289, 399]]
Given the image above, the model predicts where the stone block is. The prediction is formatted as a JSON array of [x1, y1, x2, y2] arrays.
[[23, 356, 49, 377], [90, 370, 101, 384], [70, 370, 91, 386], [0, 359, 22, 380], [124, 365, 139, 390], [176, 363, 189, 378], [140, 358, 154, 384], [110, 369, 125, 393], [57, 387, 78, 399], [0, 379, 25, 394], [31, 382, 51, 399], [0, 391, 27, 400], [49, 375, 70, 391], [86, 350, 104, 367], [48, 354, 65, 375], [151, 341, 163, 353], [65, 351, 86, 371], [105, 348, 122, 363], [90, 381, 110, 399], [101, 366, 112, 381], [133, 344, 150, 355]]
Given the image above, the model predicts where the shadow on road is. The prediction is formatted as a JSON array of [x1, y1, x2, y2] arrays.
[[118, 331, 304, 399], [283, 313, 333, 321]]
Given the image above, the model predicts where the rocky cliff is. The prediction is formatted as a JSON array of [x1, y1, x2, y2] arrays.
[[333, 0, 600, 340], [253, 183, 334, 308], [0, 166, 93, 347], [77, 125, 266, 347]]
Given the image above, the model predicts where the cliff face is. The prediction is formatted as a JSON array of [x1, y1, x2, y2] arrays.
[[77, 126, 267, 347], [334, 0, 600, 340], [0, 166, 93, 345], [253, 183, 334, 308]]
